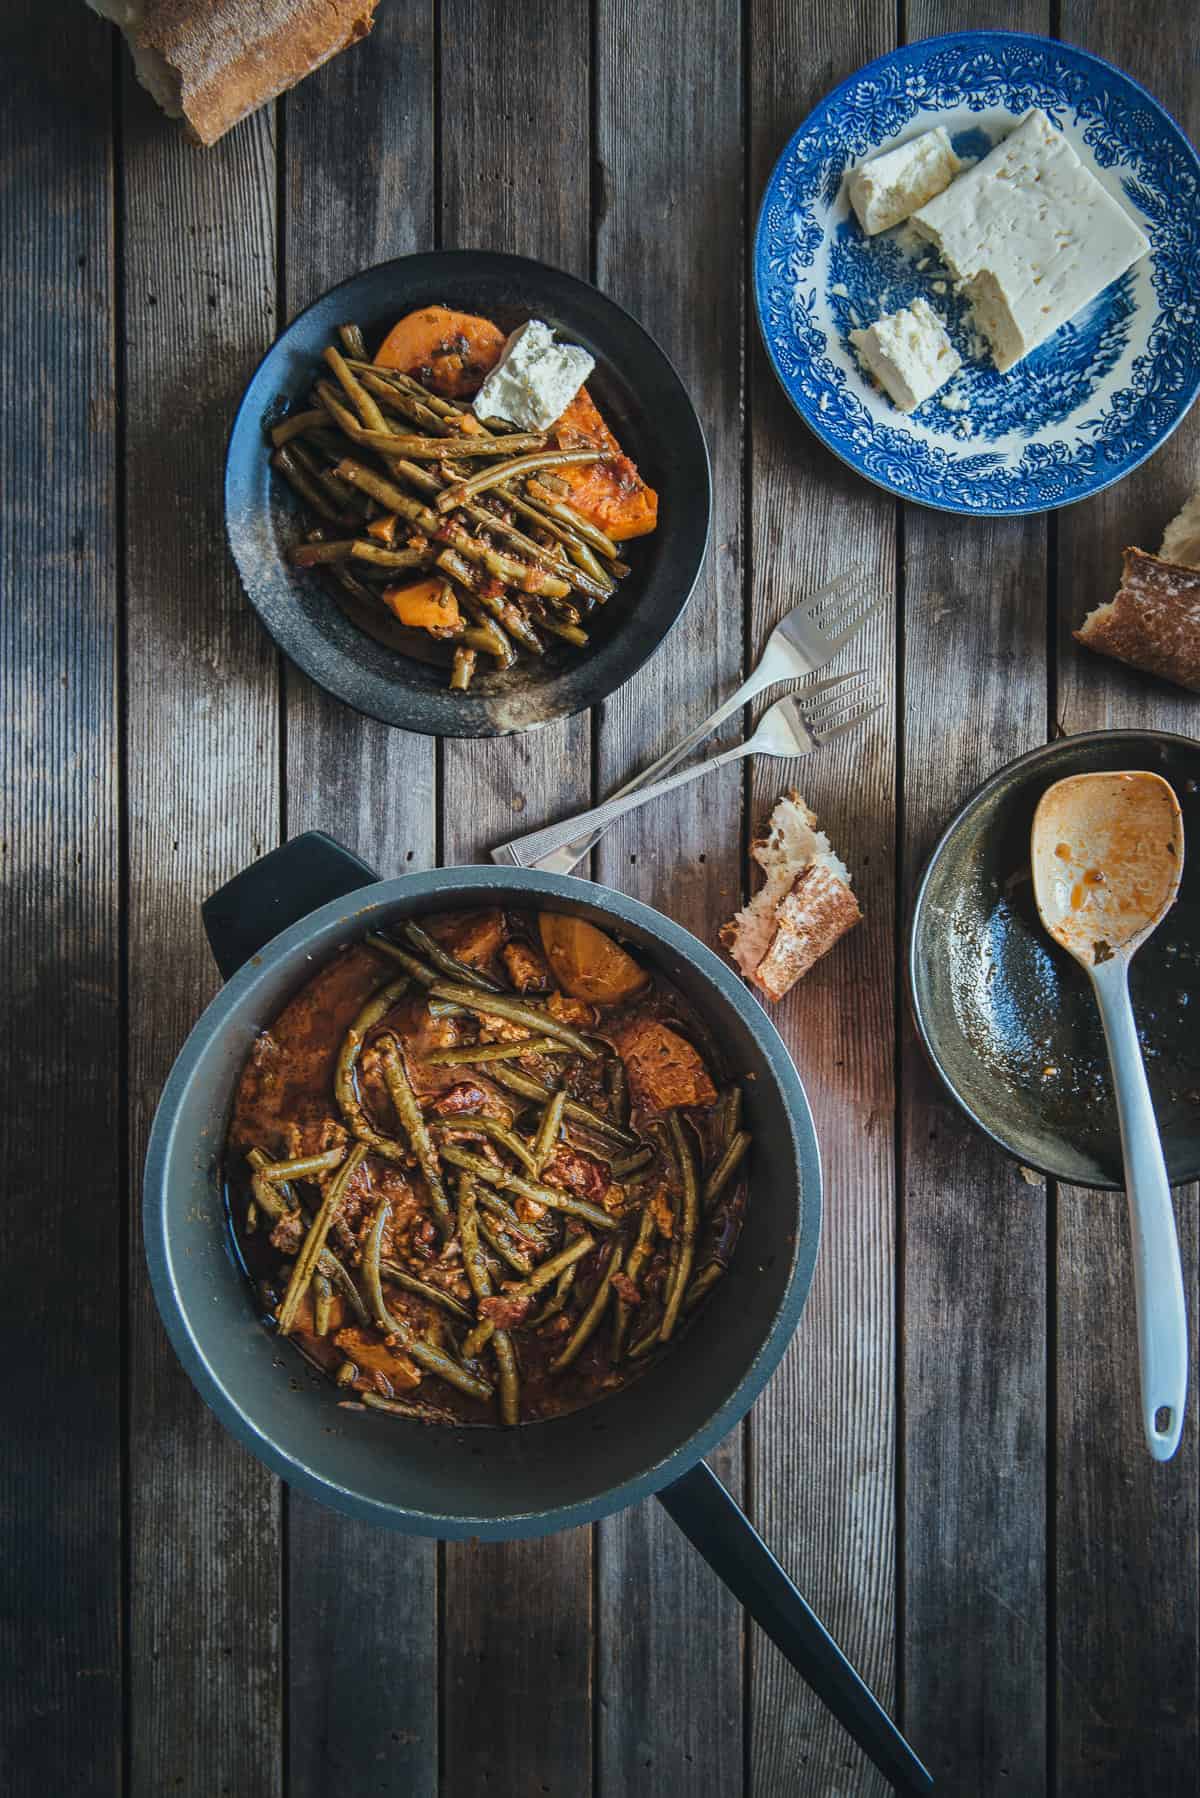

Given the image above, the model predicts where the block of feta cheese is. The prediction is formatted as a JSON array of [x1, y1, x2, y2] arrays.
[[472, 319, 594, 432], [911, 108, 1150, 373], [721, 791, 861, 1000], [849, 296, 961, 413], [847, 126, 962, 236], [1159, 487, 1200, 571]]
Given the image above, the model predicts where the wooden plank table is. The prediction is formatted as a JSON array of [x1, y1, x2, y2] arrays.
[[4, 1, 1197, 1792]]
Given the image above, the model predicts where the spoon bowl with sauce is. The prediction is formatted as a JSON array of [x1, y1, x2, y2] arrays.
[[1032, 770, 1188, 1461]]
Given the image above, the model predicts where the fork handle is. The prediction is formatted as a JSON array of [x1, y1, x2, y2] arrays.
[[494, 669, 770, 873], [496, 738, 755, 868]]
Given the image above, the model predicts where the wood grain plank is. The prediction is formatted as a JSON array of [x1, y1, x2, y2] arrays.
[[437, 3, 594, 1793], [281, 13, 439, 1792], [747, 5, 898, 1791], [121, 76, 284, 1798], [1054, 15, 1200, 1790], [592, 0, 746, 1790], [0, 8, 120, 1793], [899, 4, 1052, 1790]]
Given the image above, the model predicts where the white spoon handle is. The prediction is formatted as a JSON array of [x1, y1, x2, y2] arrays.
[[1092, 959, 1188, 1461]]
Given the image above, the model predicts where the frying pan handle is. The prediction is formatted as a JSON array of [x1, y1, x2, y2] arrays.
[[202, 831, 379, 979], [657, 1461, 933, 1794]]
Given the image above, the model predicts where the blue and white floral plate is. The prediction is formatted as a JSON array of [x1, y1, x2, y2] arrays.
[[754, 31, 1200, 516]]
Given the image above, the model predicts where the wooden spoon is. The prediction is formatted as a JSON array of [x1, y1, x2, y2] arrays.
[[1031, 770, 1187, 1461]]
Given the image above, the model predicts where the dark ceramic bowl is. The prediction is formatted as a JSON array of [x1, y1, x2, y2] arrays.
[[143, 838, 821, 1537], [909, 731, 1200, 1189], [225, 251, 710, 737]]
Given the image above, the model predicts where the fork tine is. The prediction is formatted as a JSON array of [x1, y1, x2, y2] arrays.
[[796, 667, 869, 698], [796, 561, 867, 618], [795, 675, 875, 723], [810, 701, 885, 745], [817, 587, 883, 632], [817, 597, 887, 658]]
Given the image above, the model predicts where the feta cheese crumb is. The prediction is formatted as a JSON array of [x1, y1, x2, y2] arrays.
[[473, 319, 594, 431], [847, 127, 963, 236], [849, 296, 961, 413], [830, 282, 850, 298], [931, 280, 947, 294]]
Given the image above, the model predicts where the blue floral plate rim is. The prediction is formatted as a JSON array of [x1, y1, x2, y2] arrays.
[[753, 29, 1200, 518]]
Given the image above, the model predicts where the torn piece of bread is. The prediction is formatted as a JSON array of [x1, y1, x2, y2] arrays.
[[89, 0, 378, 146], [721, 792, 861, 1001], [1160, 488, 1200, 571], [1075, 546, 1200, 694]]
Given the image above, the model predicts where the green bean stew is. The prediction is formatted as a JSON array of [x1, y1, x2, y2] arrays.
[[226, 907, 749, 1426]]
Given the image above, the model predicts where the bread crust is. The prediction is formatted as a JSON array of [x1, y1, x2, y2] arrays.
[[92, 0, 377, 145], [1075, 546, 1200, 693]]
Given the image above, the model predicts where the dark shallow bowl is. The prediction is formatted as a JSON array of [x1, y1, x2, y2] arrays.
[[144, 848, 820, 1537], [909, 731, 1200, 1189], [225, 251, 710, 737]]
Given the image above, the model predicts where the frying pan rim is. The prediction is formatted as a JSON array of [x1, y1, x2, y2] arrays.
[[907, 726, 1200, 1191], [144, 866, 822, 1538]]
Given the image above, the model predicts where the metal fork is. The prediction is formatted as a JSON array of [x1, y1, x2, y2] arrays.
[[491, 563, 881, 872], [496, 674, 883, 869]]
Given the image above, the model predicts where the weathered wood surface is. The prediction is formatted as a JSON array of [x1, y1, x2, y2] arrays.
[[0, 7, 120, 1796], [7, 0, 1200, 1792], [120, 68, 284, 1798], [593, 0, 747, 1790]]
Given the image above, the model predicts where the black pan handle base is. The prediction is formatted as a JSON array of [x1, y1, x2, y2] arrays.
[[202, 831, 379, 980], [657, 1461, 933, 1794]]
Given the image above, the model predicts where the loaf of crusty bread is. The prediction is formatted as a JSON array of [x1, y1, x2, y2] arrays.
[[721, 791, 861, 1001], [90, 0, 377, 145], [1075, 546, 1200, 694]]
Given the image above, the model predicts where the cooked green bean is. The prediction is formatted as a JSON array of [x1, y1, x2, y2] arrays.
[[718, 1086, 743, 1150], [334, 976, 412, 1161], [703, 1131, 751, 1211], [335, 1358, 358, 1388], [612, 1203, 656, 1361], [437, 520, 572, 601], [500, 1169, 616, 1233], [337, 323, 368, 361], [357, 373, 454, 435], [272, 447, 347, 523], [436, 449, 607, 515], [610, 1145, 652, 1179], [531, 1089, 566, 1176], [478, 1214, 535, 1275], [362, 1199, 493, 1401], [322, 1248, 370, 1327], [323, 345, 392, 435], [459, 618, 517, 669], [358, 1391, 460, 1424], [379, 1259, 473, 1322], [535, 1262, 579, 1325], [626, 1318, 661, 1360], [461, 1233, 595, 1358], [431, 1116, 539, 1174], [434, 550, 545, 655], [377, 1034, 453, 1237], [366, 931, 439, 985], [403, 921, 504, 992], [313, 1271, 335, 1336], [477, 1187, 552, 1247], [271, 408, 332, 448], [277, 1144, 366, 1335], [332, 457, 440, 531], [683, 1261, 726, 1311], [524, 478, 621, 560], [551, 1244, 623, 1371], [537, 616, 589, 648], [487, 1063, 635, 1144], [660, 1113, 698, 1343], [456, 1174, 519, 1423], [429, 982, 599, 1059], [450, 645, 476, 691], [426, 996, 470, 1019], [436, 1140, 610, 1231], [422, 1036, 568, 1067], [358, 426, 548, 460]]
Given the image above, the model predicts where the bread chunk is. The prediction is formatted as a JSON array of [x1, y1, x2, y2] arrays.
[[1075, 547, 1200, 694], [90, 0, 377, 145], [721, 792, 861, 1001]]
